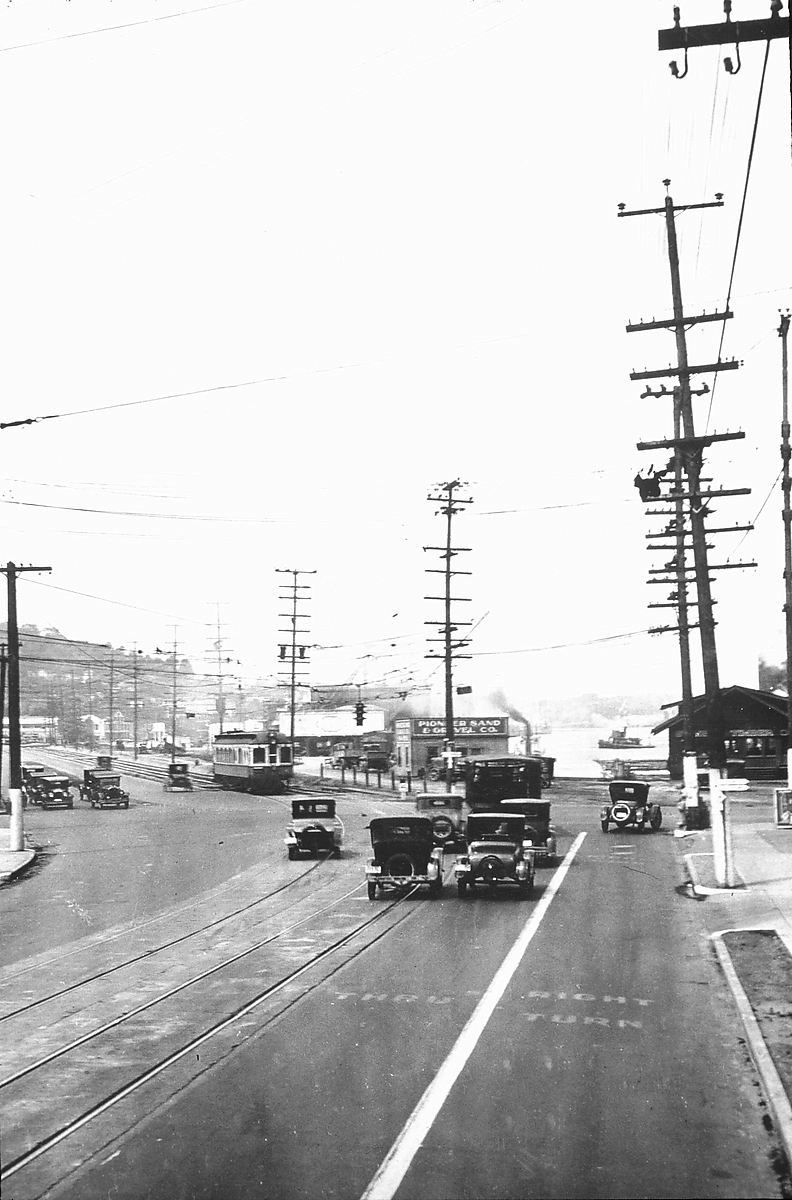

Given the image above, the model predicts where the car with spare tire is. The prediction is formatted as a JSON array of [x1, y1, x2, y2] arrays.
[[365, 816, 443, 899], [454, 812, 536, 897], [600, 779, 661, 833]]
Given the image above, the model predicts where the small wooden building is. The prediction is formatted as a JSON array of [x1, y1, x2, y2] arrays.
[[653, 685, 789, 781]]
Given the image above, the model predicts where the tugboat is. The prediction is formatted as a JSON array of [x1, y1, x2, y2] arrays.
[[597, 727, 651, 750]]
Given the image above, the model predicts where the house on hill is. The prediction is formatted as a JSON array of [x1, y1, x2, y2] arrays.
[[653, 685, 789, 781]]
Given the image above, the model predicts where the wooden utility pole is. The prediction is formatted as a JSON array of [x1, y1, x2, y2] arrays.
[[108, 650, 115, 754], [0, 644, 6, 806], [425, 481, 473, 791], [621, 185, 755, 879], [659, 2, 788, 79], [276, 569, 315, 758], [780, 311, 792, 778], [1, 562, 51, 850], [171, 630, 178, 764], [133, 646, 139, 759]]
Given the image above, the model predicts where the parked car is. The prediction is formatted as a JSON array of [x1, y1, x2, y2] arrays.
[[600, 780, 662, 833], [27, 773, 74, 809], [499, 798, 557, 864], [285, 797, 344, 859], [80, 769, 130, 809], [454, 812, 536, 897], [365, 817, 443, 899]]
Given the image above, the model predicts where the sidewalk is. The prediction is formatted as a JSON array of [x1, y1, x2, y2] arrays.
[[677, 787, 792, 1170], [0, 826, 37, 883]]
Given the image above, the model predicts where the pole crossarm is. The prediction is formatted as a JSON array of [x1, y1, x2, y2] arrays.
[[646, 543, 713, 551], [618, 200, 725, 218], [659, 10, 789, 52], [648, 562, 756, 573], [637, 431, 745, 450], [650, 623, 702, 634], [630, 360, 740, 381], [649, 601, 708, 608], [646, 524, 754, 538], [662, 487, 751, 499], [627, 310, 732, 332]]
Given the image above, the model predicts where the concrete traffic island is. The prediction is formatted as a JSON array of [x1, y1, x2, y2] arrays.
[[0, 827, 36, 883]]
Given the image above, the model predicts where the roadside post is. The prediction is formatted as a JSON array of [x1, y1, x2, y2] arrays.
[[709, 768, 736, 887]]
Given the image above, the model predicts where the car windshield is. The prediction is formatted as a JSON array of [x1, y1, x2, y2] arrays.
[[468, 817, 523, 841]]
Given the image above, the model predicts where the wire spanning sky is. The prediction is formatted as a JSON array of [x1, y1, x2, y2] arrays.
[[0, 0, 790, 711]]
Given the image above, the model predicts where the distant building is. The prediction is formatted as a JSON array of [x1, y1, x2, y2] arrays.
[[393, 716, 512, 776], [653, 685, 789, 780]]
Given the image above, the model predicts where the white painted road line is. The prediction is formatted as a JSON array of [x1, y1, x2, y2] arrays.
[[360, 832, 587, 1200]]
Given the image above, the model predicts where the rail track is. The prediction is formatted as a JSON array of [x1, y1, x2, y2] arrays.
[[0, 862, 442, 1194]]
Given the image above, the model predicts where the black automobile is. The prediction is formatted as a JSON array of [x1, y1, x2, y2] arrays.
[[164, 762, 193, 792], [499, 799, 557, 864], [454, 812, 536, 897], [415, 791, 466, 848], [600, 780, 662, 833], [28, 773, 74, 809], [285, 798, 344, 859], [365, 816, 443, 900], [80, 769, 130, 809]]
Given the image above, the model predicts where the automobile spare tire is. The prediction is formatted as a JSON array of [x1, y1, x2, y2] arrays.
[[385, 852, 418, 878], [430, 815, 455, 843], [610, 802, 633, 826], [479, 855, 504, 883]]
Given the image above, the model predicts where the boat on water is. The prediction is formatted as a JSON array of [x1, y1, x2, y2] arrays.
[[597, 727, 652, 750]]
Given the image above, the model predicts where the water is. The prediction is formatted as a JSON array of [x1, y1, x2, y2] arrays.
[[534, 725, 667, 779]]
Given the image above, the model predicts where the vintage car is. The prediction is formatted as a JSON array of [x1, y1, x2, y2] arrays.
[[164, 762, 193, 792], [600, 780, 662, 833], [454, 812, 536, 897], [415, 791, 466, 848], [365, 816, 443, 899], [15, 762, 48, 807], [285, 797, 344, 859], [80, 769, 130, 809], [499, 798, 557, 864], [27, 773, 74, 809], [96, 754, 113, 769]]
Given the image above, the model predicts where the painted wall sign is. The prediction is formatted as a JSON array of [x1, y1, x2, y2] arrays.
[[412, 716, 508, 738]]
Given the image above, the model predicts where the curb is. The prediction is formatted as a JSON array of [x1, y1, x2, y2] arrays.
[[0, 846, 37, 884], [712, 930, 792, 1171], [684, 851, 745, 896]]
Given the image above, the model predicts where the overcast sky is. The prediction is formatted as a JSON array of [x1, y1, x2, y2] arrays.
[[0, 0, 790, 717]]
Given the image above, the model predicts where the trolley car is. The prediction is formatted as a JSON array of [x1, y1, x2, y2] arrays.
[[212, 731, 294, 794]]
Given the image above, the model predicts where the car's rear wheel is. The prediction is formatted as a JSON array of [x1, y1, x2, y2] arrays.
[[518, 878, 533, 897], [457, 878, 468, 896], [650, 807, 663, 831], [287, 846, 298, 860], [367, 882, 377, 900], [601, 819, 609, 833]]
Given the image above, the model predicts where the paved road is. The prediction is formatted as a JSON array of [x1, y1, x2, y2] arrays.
[[1, 777, 788, 1199]]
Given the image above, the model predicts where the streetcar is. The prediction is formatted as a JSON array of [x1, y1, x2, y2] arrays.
[[212, 731, 294, 794]]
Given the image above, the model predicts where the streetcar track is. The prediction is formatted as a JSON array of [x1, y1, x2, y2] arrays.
[[0, 880, 424, 1183], [0, 852, 336, 1018]]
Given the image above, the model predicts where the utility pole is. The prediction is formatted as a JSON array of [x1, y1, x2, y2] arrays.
[[132, 646, 139, 759], [70, 667, 78, 747], [620, 185, 753, 880], [171, 630, 178, 764], [779, 311, 792, 779], [87, 665, 94, 751], [425, 481, 473, 792], [108, 650, 115, 754], [1, 563, 51, 851], [659, 2, 788, 80], [0, 644, 6, 805], [211, 602, 230, 735], [276, 569, 315, 759]]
